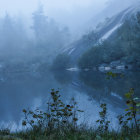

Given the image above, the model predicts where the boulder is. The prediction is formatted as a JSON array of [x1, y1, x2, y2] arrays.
[[110, 60, 121, 67], [98, 66, 105, 72], [116, 65, 125, 70], [104, 67, 111, 71]]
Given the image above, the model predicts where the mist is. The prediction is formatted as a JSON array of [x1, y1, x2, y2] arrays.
[[0, 0, 140, 135], [0, 0, 138, 37], [0, 0, 109, 36], [0, 0, 139, 64]]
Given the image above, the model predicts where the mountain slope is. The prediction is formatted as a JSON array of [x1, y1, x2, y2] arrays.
[[78, 7, 140, 69], [63, 3, 140, 65]]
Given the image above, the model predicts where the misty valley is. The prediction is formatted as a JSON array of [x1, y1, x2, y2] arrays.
[[0, 1, 140, 140]]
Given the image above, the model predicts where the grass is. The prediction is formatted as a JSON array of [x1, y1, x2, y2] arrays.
[[0, 128, 140, 140], [0, 89, 139, 140]]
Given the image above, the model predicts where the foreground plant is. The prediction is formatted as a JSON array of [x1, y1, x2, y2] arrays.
[[22, 89, 84, 135], [118, 88, 140, 133], [0, 89, 139, 139], [96, 104, 110, 133]]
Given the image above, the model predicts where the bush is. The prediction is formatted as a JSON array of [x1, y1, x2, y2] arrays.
[[22, 89, 83, 134]]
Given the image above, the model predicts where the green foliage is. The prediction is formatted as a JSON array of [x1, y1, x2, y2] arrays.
[[124, 88, 140, 132], [106, 72, 118, 79], [78, 13, 140, 69], [96, 104, 110, 132], [106, 71, 124, 80], [22, 89, 83, 134], [78, 44, 108, 69], [0, 89, 140, 139], [0, 129, 10, 136], [117, 88, 140, 133]]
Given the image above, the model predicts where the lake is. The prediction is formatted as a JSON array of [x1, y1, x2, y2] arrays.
[[0, 69, 140, 131]]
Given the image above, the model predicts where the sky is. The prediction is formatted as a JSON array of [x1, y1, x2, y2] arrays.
[[0, 0, 108, 16], [0, 0, 109, 35], [0, 0, 139, 36]]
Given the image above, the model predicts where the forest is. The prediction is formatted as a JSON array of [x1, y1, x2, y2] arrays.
[[78, 12, 140, 70]]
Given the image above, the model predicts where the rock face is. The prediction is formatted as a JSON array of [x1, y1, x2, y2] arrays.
[[110, 60, 122, 68], [98, 66, 111, 72], [63, 3, 140, 65], [105, 67, 111, 71], [98, 60, 133, 72], [116, 65, 125, 70], [66, 68, 79, 72], [110, 61, 126, 70], [98, 66, 105, 72]]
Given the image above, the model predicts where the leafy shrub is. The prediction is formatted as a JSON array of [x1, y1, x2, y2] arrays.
[[22, 89, 83, 134], [118, 88, 140, 133], [96, 104, 110, 133]]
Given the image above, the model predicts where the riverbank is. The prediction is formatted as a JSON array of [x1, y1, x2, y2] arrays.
[[0, 89, 140, 140], [0, 128, 140, 140]]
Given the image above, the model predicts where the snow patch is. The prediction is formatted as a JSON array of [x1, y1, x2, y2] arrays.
[[68, 48, 75, 55], [66, 67, 79, 71], [100, 23, 122, 41]]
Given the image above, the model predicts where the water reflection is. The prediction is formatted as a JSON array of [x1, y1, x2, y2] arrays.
[[79, 71, 140, 99], [52, 70, 73, 85], [0, 70, 139, 130]]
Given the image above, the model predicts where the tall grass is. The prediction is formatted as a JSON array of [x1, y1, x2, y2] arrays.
[[0, 89, 140, 140]]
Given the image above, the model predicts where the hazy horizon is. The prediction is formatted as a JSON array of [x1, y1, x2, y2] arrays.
[[0, 0, 139, 37]]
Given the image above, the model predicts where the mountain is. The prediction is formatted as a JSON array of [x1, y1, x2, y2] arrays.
[[63, 2, 140, 65]]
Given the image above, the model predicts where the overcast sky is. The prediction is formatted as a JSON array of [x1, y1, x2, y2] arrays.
[[0, 0, 108, 15], [0, 0, 139, 36], [0, 0, 109, 33]]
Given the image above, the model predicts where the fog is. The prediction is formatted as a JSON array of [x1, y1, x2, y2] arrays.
[[0, 0, 140, 132], [0, 0, 139, 36], [0, 0, 139, 35], [0, 0, 109, 36], [0, 0, 139, 64]]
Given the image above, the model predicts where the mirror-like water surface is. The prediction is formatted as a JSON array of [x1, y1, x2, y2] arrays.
[[0, 70, 140, 131]]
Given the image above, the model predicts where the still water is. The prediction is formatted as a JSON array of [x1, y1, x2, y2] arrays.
[[0, 69, 140, 131]]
